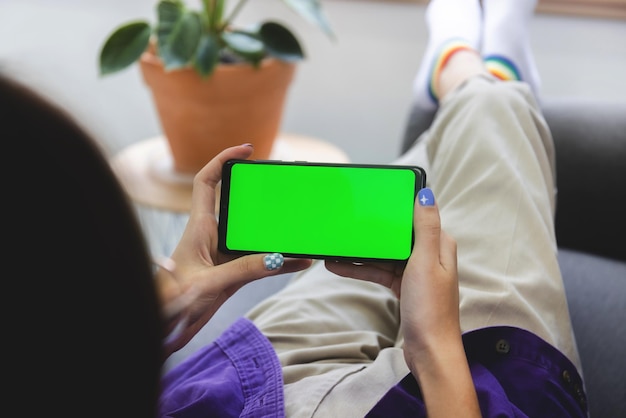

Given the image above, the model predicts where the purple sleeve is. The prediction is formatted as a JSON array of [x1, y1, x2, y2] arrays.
[[159, 317, 284, 418], [366, 326, 587, 418]]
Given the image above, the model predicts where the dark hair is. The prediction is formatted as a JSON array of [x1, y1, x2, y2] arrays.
[[2, 74, 163, 416]]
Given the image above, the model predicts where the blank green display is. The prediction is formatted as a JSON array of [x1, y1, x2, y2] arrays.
[[223, 162, 421, 261]]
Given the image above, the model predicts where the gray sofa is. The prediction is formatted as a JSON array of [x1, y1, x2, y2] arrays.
[[401, 98, 626, 418]]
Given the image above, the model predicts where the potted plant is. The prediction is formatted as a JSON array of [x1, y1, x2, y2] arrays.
[[99, 0, 334, 174]]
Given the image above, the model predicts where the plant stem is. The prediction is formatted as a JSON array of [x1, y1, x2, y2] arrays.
[[224, 0, 249, 28], [203, 0, 221, 31]]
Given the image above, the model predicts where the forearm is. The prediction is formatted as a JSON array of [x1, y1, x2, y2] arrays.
[[407, 337, 481, 418]]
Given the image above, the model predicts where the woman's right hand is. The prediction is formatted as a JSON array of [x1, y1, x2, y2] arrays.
[[326, 188, 481, 417], [398, 188, 481, 417], [398, 188, 461, 369], [324, 187, 461, 349]]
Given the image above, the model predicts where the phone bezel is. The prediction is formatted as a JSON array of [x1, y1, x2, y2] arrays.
[[218, 159, 427, 263]]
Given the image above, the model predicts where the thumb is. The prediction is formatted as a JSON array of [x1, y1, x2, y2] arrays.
[[411, 187, 457, 272], [412, 187, 441, 265], [212, 253, 285, 289]]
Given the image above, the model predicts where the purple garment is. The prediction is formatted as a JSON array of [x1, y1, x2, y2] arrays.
[[159, 317, 284, 417], [159, 319, 587, 418], [366, 326, 587, 417]]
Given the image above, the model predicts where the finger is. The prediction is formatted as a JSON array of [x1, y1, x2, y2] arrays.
[[411, 187, 442, 267], [324, 260, 397, 289], [191, 144, 255, 214], [204, 253, 310, 291], [281, 257, 314, 274]]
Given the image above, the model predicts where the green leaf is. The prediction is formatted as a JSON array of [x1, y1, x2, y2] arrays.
[[222, 31, 266, 63], [99, 21, 151, 76], [281, 0, 335, 40], [156, 0, 184, 63], [156, 0, 184, 39], [194, 33, 220, 78], [162, 11, 203, 70], [259, 21, 304, 62]]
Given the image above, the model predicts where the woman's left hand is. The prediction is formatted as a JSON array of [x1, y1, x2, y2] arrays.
[[157, 144, 312, 354]]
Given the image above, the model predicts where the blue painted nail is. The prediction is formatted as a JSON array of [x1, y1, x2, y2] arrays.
[[264, 253, 284, 271], [418, 188, 435, 206]]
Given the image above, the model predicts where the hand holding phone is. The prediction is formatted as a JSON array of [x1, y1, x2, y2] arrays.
[[218, 159, 426, 263]]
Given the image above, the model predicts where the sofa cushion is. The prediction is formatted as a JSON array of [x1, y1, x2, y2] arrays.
[[558, 248, 626, 418]]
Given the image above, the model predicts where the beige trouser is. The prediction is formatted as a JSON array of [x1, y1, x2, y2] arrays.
[[246, 76, 582, 417]]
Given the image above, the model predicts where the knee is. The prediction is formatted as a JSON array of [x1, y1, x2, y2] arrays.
[[453, 77, 536, 117]]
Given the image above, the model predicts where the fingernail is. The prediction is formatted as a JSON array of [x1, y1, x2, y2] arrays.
[[264, 253, 284, 271], [242, 143, 253, 148], [418, 187, 435, 206]]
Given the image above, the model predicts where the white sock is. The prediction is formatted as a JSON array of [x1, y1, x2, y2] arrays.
[[482, 0, 541, 95], [412, 0, 482, 110]]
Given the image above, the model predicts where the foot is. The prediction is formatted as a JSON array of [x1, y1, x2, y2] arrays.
[[481, 0, 541, 95], [412, 0, 482, 110]]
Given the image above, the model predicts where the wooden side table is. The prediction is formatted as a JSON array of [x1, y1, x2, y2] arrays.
[[110, 133, 351, 213]]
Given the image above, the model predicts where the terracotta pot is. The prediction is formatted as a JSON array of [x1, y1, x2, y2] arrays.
[[139, 50, 297, 174]]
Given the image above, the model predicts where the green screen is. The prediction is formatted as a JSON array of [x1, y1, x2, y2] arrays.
[[222, 162, 421, 261]]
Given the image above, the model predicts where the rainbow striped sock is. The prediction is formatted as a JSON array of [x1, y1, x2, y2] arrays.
[[483, 55, 522, 82], [428, 39, 477, 104]]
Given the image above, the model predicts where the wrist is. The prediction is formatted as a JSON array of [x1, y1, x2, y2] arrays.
[[152, 256, 197, 356], [405, 332, 465, 377], [405, 337, 481, 417]]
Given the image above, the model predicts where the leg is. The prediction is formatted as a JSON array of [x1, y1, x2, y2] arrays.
[[249, 2, 582, 416], [400, 61, 582, 373], [245, 261, 405, 416], [404, 0, 580, 370], [244, 51, 490, 413]]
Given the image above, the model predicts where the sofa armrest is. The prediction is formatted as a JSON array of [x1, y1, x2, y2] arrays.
[[400, 98, 626, 262], [547, 98, 626, 262]]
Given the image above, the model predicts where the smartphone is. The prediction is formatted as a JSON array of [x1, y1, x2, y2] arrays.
[[218, 159, 426, 263]]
